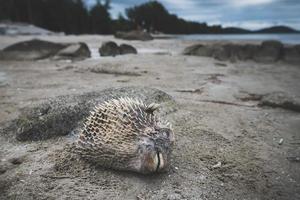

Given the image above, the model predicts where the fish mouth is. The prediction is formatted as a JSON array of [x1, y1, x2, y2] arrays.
[[155, 151, 164, 172]]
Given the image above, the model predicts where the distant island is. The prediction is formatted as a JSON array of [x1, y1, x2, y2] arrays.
[[0, 0, 299, 35], [221, 26, 299, 34]]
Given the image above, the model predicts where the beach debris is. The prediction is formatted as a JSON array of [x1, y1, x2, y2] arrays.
[[175, 88, 203, 94], [9, 157, 24, 165], [215, 62, 227, 67], [287, 156, 300, 163], [258, 92, 300, 113], [90, 67, 141, 76], [278, 138, 284, 145], [212, 161, 222, 169]]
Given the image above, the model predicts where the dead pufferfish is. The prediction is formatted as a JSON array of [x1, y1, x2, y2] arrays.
[[75, 97, 175, 174]]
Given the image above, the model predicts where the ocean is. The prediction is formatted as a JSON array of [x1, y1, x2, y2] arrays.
[[176, 33, 300, 44]]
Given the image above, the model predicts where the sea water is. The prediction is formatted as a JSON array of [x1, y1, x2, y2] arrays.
[[176, 33, 300, 44]]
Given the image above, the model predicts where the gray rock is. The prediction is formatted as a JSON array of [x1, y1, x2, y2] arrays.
[[237, 44, 258, 60], [119, 44, 137, 55], [183, 41, 293, 64], [212, 45, 231, 61], [114, 30, 153, 41], [283, 45, 300, 64], [254, 40, 283, 63], [183, 44, 214, 57], [0, 39, 90, 61], [0, 39, 67, 60], [99, 41, 120, 57], [6, 87, 176, 141], [53, 42, 91, 60]]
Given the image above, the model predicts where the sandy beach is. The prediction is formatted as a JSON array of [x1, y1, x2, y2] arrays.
[[0, 35, 300, 199]]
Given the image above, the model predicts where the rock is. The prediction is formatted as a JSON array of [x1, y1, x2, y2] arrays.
[[9, 157, 24, 165], [254, 40, 283, 63], [212, 161, 222, 169], [114, 30, 153, 41], [0, 39, 67, 60], [0, 39, 90, 61], [283, 45, 300, 64], [53, 43, 90, 60], [259, 92, 300, 112], [99, 41, 120, 57], [6, 87, 176, 141], [237, 44, 258, 60], [99, 42, 138, 57], [183, 44, 214, 57], [183, 41, 296, 64], [119, 44, 137, 55], [213, 45, 231, 61]]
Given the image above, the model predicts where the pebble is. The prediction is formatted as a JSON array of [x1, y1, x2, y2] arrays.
[[212, 161, 222, 169]]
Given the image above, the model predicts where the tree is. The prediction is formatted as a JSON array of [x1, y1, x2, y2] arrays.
[[89, 0, 111, 34], [112, 13, 134, 32]]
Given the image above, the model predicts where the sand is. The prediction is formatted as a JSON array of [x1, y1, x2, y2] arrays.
[[0, 35, 299, 200]]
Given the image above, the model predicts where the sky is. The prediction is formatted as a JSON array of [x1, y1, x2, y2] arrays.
[[85, 0, 300, 30]]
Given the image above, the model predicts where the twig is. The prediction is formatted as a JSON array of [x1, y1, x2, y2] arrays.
[[198, 99, 256, 108], [40, 174, 75, 179]]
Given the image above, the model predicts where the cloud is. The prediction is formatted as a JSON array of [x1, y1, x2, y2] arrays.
[[228, 0, 276, 7], [160, 0, 197, 9]]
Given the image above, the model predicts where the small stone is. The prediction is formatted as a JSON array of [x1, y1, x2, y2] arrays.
[[278, 138, 284, 145], [212, 161, 222, 169], [9, 157, 24, 165]]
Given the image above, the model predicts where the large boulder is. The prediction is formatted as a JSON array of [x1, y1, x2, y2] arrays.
[[183, 41, 296, 64], [254, 40, 283, 63], [0, 39, 67, 60], [0, 39, 90, 61], [283, 45, 300, 64], [119, 44, 137, 54], [212, 45, 231, 61], [5, 87, 176, 141], [114, 30, 153, 41], [99, 41, 120, 57], [183, 44, 214, 57], [53, 43, 91, 60], [236, 44, 258, 61], [99, 41, 137, 57]]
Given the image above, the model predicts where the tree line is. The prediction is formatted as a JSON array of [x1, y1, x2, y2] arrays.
[[0, 0, 294, 34]]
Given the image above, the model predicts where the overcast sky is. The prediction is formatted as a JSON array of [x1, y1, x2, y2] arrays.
[[85, 0, 300, 30]]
